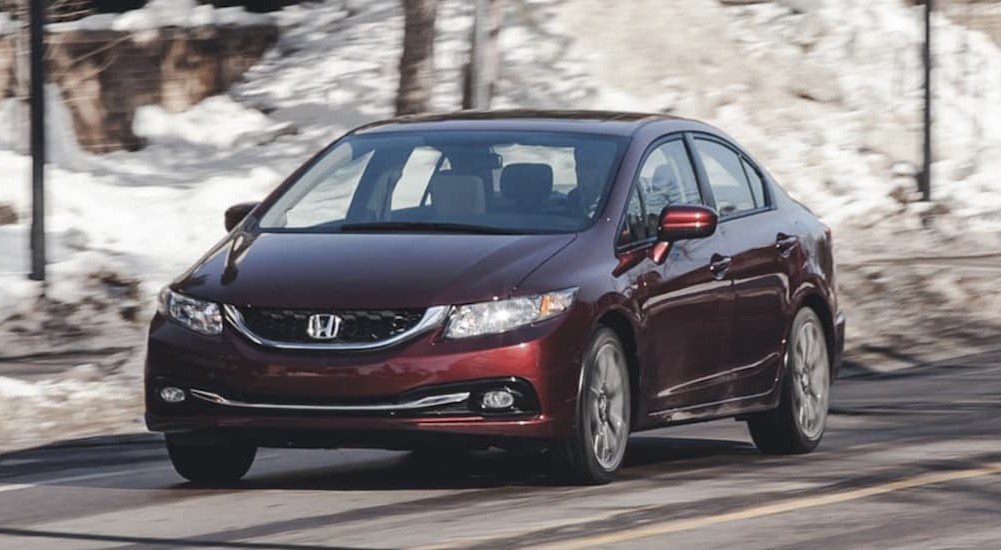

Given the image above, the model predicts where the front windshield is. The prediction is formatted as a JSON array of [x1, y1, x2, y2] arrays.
[[256, 130, 627, 234]]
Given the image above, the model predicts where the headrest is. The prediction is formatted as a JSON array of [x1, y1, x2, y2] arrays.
[[651, 164, 689, 204], [500, 163, 554, 207], [428, 174, 485, 216], [652, 164, 676, 184]]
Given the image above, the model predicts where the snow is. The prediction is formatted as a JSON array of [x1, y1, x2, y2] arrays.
[[135, 96, 295, 150], [1, 0, 1001, 449], [0, 374, 144, 453], [0, 12, 13, 36], [47, 0, 274, 33], [0, 375, 43, 398], [560, 0, 1001, 240], [0, 99, 18, 151]]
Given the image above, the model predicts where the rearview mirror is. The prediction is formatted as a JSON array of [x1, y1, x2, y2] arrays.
[[657, 205, 718, 242], [224, 202, 259, 232]]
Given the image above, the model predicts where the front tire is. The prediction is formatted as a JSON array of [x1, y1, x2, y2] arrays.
[[747, 307, 831, 454], [166, 435, 257, 484], [556, 327, 631, 485]]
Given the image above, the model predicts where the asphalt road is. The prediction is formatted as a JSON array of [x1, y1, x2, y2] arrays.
[[2, 350, 1001, 550]]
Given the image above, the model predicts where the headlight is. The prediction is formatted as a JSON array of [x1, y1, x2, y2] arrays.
[[445, 288, 578, 339], [158, 288, 223, 336]]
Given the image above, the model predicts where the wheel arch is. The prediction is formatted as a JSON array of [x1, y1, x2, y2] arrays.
[[796, 292, 836, 375]]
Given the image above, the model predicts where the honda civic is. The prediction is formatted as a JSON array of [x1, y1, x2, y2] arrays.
[[146, 110, 845, 485]]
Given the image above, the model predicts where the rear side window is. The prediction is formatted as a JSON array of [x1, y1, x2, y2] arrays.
[[694, 139, 758, 217]]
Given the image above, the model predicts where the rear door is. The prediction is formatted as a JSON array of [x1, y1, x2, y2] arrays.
[[617, 137, 735, 415], [690, 135, 795, 400]]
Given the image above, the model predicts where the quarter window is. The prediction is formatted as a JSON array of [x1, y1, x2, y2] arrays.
[[618, 186, 648, 247], [694, 139, 757, 217]]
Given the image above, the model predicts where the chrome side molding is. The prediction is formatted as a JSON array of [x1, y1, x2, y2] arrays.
[[188, 388, 471, 412]]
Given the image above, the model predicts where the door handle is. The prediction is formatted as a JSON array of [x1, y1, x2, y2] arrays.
[[776, 233, 799, 258], [709, 253, 732, 280]]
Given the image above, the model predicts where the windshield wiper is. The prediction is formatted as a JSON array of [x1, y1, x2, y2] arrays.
[[339, 221, 520, 235]]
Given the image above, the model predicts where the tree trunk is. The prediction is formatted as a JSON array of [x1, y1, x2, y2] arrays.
[[396, 0, 438, 116], [464, 0, 503, 110]]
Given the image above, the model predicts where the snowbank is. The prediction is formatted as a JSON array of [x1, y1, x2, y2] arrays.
[[135, 96, 295, 149], [560, 0, 1001, 239], [0, 12, 13, 36], [0, 373, 144, 453], [47, 0, 274, 33]]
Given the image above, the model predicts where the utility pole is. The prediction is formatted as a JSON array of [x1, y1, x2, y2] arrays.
[[920, 0, 932, 202], [29, 0, 46, 282]]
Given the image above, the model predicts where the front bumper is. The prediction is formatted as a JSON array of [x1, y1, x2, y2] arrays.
[[145, 307, 590, 447]]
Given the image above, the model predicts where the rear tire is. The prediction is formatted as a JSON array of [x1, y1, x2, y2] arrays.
[[166, 435, 256, 484], [747, 308, 831, 454], [555, 327, 631, 485]]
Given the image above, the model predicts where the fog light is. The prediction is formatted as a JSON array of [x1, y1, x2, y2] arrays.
[[481, 389, 515, 410], [159, 386, 186, 404]]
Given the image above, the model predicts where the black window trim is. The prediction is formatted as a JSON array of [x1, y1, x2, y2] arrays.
[[686, 132, 776, 223], [614, 132, 702, 253], [615, 185, 653, 253]]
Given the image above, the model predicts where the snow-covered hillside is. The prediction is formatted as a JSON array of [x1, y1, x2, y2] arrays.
[[0, 0, 999, 449], [557, 0, 1001, 361]]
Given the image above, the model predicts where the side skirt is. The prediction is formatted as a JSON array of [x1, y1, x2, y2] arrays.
[[639, 378, 783, 429]]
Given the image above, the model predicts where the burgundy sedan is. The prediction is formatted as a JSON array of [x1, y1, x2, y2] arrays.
[[146, 111, 845, 485]]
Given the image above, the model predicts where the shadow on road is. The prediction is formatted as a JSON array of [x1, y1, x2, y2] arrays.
[[0, 432, 760, 491], [204, 436, 760, 491]]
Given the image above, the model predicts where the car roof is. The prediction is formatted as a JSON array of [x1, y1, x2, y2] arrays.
[[349, 109, 713, 137]]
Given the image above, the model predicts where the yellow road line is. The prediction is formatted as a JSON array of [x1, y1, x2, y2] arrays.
[[537, 461, 1001, 549]]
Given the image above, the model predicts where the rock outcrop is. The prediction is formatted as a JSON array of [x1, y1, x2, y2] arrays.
[[46, 24, 278, 152], [0, 22, 277, 152]]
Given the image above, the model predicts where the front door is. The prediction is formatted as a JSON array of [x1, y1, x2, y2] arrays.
[[617, 138, 736, 416]]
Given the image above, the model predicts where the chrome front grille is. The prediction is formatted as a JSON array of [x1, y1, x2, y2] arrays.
[[238, 307, 426, 344], [222, 304, 450, 351]]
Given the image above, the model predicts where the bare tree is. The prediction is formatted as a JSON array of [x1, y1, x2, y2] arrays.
[[463, 0, 503, 110], [395, 0, 437, 116]]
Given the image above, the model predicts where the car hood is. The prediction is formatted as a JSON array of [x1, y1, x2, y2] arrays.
[[174, 231, 577, 309]]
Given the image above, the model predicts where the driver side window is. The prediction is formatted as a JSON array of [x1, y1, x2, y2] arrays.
[[637, 139, 702, 235], [618, 138, 702, 247]]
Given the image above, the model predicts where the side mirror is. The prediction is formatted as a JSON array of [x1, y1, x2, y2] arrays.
[[224, 202, 259, 232], [656, 205, 718, 242]]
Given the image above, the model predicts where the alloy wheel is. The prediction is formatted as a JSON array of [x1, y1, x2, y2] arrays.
[[790, 319, 830, 441], [588, 342, 630, 471]]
